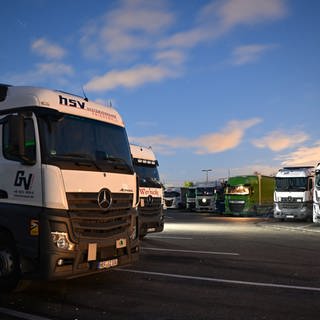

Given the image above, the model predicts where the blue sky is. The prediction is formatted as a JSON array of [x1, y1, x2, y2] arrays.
[[1, 0, 320, 186]]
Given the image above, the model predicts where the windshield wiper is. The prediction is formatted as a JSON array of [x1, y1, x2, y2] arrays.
[[53, 153, 103, 171], [105, 155, 133, 173]]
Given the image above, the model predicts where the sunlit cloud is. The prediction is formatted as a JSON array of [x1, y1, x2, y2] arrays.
[[31, 38, 66, 60], [130, 118, 262, 155], [252, 130, 309, 151], [277, 142, 320, 167], [230, 44, 277, 65], [85, 64, 179, 92], [195, 118, 262, 154]]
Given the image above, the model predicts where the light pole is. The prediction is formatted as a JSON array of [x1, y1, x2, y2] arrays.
[[202, 169, 212, 184]]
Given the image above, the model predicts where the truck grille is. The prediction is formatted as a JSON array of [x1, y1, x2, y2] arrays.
[[279, 197, 303, 210], [139, 197, 162, 216], [198, 199, 211, 206], [229, 203, 245, 213], [66, 192, 133, 238]]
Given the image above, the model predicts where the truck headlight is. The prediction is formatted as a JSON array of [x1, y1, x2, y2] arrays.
[[51, 232, 75, 250]]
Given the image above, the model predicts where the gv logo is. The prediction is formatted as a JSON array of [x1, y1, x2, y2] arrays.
[[14, 171, 34, 190]]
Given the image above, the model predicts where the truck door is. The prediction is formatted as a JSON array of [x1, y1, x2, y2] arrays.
[[0, 112, 42, 249]]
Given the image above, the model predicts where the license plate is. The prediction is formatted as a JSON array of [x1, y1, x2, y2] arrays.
[[97, 258, 118, 269], [116, 238, 127, 249], [147, 227, 156, 232]]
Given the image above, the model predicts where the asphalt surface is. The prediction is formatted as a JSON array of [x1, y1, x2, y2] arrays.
[[1, 210, 320, 320]]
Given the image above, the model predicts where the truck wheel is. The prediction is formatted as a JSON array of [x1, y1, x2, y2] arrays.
[[0, 233, 21, 292]]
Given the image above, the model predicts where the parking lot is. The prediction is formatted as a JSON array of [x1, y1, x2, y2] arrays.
[[1, 210, 320, 320]]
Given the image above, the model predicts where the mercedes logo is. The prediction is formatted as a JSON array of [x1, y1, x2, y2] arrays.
[[146, 195, 153, 207], [97, 188, 112, 210]]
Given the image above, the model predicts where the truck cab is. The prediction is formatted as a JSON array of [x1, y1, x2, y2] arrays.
[[195, 185, 217, 212], [130, 144, 164, 238], [313, 163, 320, 224], [163, 187, 187, 209], [0, 84, 139, 290], [274, 166, 314, 221]]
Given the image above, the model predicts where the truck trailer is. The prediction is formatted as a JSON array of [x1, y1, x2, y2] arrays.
[[274, 166, 314, 221], [0, 84, 139, 291], [224, 175, 274, 216], [130, 144, 164, 238]]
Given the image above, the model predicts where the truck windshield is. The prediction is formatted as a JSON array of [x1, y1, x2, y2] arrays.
[[225, 185, 250, 195], [133, 163, 161, 188], [164, 191, 180, 198], [37, 112, 133, 174], [316, 172, 320, 188], [187, 188, 196, 198], [275, 177, 308, 191], [196, 187, 214, 196]]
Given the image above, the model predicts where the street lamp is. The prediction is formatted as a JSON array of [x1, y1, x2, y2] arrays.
[[202, 169, 212, 184]]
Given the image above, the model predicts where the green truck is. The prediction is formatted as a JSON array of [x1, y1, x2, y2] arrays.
[[224, 175, 275, 216]]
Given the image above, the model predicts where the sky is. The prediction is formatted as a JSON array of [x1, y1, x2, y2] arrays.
[[1, 0, 320, 186]]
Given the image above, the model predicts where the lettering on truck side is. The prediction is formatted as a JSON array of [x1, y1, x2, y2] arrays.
[[139, 187, 161, 197]]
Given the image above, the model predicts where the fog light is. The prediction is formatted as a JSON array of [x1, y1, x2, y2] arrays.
[[57, 259, 64, 266]]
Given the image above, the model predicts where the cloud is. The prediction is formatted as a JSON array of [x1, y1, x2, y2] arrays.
[[195, 118, 262, 154], [82, 0, 288, 92], [230, 44, 277, 65], [213, 0, 287, 29], [277, 142, 320, 167], [31, 38, 66, 60], [252, 130, 309, 151], [159, 0, 287, 50], [7, 62, 74, 85], [84, 64, 179, 92], [130, 118, 262, 155], [80, 0, 174, 60]]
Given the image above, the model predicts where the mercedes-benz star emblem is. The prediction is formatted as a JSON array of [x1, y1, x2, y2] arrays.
[[97, 188, 112, 210], [147, 195, 153, 207]]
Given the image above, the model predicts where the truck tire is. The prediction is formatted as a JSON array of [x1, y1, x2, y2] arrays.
[[0, 232, 21, 292]]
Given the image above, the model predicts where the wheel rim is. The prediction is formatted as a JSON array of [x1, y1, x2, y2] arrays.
[[0, 249, 15, 277]]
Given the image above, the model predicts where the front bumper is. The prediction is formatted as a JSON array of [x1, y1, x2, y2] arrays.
[[274, 203, 312, 220]]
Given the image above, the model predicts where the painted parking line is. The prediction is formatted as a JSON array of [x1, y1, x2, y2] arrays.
[[146, 235, 193, 240], [116, 269, 320, 293], [0, 307, 52, 320], [142, 247, 240, 256]]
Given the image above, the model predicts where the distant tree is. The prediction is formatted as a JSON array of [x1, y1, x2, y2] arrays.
[[184, 181, 194, 187]]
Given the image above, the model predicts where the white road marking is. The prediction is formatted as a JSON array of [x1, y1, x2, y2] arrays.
[[142, 247, 239, 256], [117, 269, 320, 292], [0, 307, 52, 320], [146, 235, 193, 240]]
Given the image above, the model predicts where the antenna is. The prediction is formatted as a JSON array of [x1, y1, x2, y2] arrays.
[[82, 86, 88, 102]]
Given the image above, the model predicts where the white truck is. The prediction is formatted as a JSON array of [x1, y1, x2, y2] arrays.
[[274, 166, 314, 221], [163, 187, 187, 209], [195, 184, 217, 212], [0, 84, 139, 291], [313, 163, 320, 224], [130, 144, 164, 238]]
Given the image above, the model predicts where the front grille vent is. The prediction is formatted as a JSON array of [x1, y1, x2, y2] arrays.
[[66, 192, 133, 238]]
